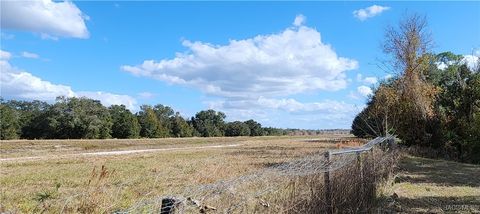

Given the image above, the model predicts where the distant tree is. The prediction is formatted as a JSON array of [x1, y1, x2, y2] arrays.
[[192, 110, 226, 137], [153, 104, 175, 137], [187, 117, 202, 137], [244, 119, 263, 136], [170, 112, 194, 137], [46, 97, 112, 139], [225, 121, 251, 136], [137, 105, 163, 138], [4, 100, 50, 139], [262, 127, 286, 136], [0, 100, 19, 140], [109, 105, 140, 139]]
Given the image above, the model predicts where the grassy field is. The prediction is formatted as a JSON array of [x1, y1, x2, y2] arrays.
[[4, 136, 476, 213], [0, 135, 355, 213], [378, 155, 480, 213]]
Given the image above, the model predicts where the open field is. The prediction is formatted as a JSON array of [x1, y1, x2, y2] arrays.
[[0, 134, 356, 213], [378, 155, 480, 213]]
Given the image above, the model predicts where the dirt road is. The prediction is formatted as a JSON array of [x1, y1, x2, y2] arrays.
[[0, 143, 242, 162]]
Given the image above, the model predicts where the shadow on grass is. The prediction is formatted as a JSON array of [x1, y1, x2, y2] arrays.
[[397, 156, 480, 187], [379, 196, 480, 213], [378, 155, 480, 213]]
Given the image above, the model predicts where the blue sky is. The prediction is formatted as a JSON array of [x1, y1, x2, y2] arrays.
[[1, 1, 479, 129]]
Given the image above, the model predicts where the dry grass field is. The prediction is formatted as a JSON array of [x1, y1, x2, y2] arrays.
[[378, 156, 480, 213], [0, 134, 356, 213]]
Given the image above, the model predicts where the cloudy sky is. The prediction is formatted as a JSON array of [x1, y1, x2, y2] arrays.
[[1, 1, 479, 129]]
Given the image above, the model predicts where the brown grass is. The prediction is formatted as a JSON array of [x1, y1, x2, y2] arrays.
[[1, 135, 355, 213], [377, 155, 480, 213]]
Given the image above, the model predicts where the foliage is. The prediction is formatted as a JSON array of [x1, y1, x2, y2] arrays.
[[352, 13, 480, 163], [46, 97, 113, 139], [2, 100, 51, 139], [191, 110, 226, 137], [137, 105, 163, 138], [1, 98, 317, 140], [170, 113, 194, 137], [109, 105, 140, 139], [262, 127, 286, 136], [152, 104, 174, 137], [244, 119, 263, 136], [0, 100, 19, 140], [225, 121, 251, 136]]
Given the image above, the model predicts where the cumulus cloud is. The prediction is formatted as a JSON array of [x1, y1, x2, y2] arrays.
[[0, 51, 137, 110], [357, 85, 373, 97], [1, 0, 89, 39], [435, 55, 479, 71], [121, 15, 360, 127], [1, 50, 12, 60], [462, 55, 479, 71], [122, 16, 358, 99], [353, 5, 390, 21], [21, 51, 40, 59], [137, 92, 156, 99], [76, 91, 137, 110], [363, 77, 378, 84], [293, 14, 306, 27], [208, 97, 356, 114], [435, 61, 448, 70], [207, 97, 360, 128], [356, 74, 377, 84], [1, 60, 76, 100]]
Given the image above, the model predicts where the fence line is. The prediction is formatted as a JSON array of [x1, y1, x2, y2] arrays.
[[122, 135, 396, 214]]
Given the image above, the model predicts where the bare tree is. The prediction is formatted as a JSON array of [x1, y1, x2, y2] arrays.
[[383, 13, 437, 118]]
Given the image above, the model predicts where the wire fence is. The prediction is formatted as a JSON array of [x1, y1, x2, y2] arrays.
[[119, 135, 398, 214]]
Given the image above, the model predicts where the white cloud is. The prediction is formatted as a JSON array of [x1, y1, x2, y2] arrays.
[[207, 97, 360, 128], [137, 92, 156, 99], [122, 15, 358, 99], [348, 91, 360, 100], [21, 51, 40, 59], [363, 76, 377, 84], [209, 97, 355, 114], [435, 55, 479, 71], [436, 61, 448, 70], [353, 5, 390, 21], [1, 50, 12, 60], [1, 0, 89, 39], [474, 48, 480, 57], [293, 14, 306, 27], [0, 55, 137, 110], [76, 91, 137, 110], [356, 73, 363, 82], [357, 85, 373, 97], [121, 15, 360, 128], [462, 55, 479, 71], [0, 60, 76, 101], [356, 74, 377, 84]]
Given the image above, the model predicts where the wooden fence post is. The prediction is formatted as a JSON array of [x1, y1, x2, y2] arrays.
[[370, 148, 376, 199], [161, 197, 179, 214], [356, 151, 363, 209], [324, 151, 333, 214]]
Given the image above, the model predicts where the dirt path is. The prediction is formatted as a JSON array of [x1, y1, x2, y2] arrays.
[[0, 143, 242, 162]]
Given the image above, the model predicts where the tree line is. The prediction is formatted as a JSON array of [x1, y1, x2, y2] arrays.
[[0, 96, 298, 140], [351, 14, 480, 163]]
